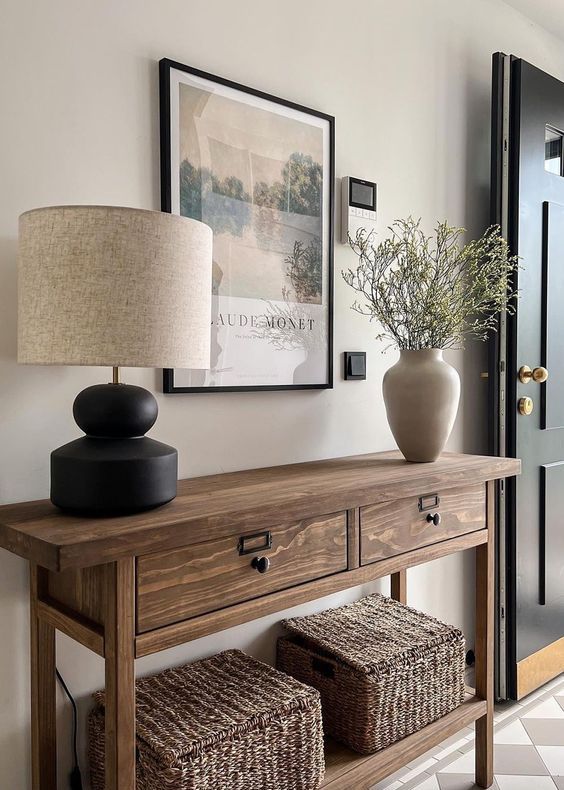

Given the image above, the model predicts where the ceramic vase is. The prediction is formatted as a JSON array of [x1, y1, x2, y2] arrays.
[[382, 348, 460, 463]]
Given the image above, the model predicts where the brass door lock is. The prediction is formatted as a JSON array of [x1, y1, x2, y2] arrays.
[[519, 365, 549, 384], [518, 396, 534, 416]]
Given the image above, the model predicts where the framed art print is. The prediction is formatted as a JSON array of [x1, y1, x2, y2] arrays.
[[160, 58, 334, 392]]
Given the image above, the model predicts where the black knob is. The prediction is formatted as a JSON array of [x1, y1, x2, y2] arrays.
[[427, 512, 441, 526], [252, 556, 270, 573]]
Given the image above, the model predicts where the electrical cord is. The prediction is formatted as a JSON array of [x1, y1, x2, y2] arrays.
[[56, 668, 83, 790]]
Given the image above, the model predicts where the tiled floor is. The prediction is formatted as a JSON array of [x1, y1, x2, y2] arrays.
[[370, 674, 564, 790]]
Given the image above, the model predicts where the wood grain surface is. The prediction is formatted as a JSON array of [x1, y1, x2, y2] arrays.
[[104, 559, 136, 790], [135, 529, 489, 657], [390, 569, 407, 604], [137, 512, 347, 632], [30, 565, 57, 790], [475, 480, 495, 788], [47, 565, 106, 624], [361, 484, 485, 564], [517, 636, 564, 699], [18, 454, 519, 790], [37, 599, 104, 657], [322, 691, 486, 789], [0, 452, 520, 570]]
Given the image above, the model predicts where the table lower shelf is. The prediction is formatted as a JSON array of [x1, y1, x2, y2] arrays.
[[322, 691, 487, 790]]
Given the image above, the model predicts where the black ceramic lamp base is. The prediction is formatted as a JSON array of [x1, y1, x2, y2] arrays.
[[50, 383, 177, 514]]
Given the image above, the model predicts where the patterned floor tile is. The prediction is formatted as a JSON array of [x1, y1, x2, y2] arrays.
[[369, 779, 404, 790], [369, 767, 408, 789], [438, 750, 476, 774], [494, 701, 524, 723], [523, 698, 564, 719], [407, 747, 444, 767], [401, 758, 438, 781], [385, 675, 564, 790], [519, 684, 557, 705], [436, 774, 500, 789], [537, 745, 564, 775], [494, 719, 532, 745], [432, 737, 471, 762], [493, 744, 549, 775], [522, 718, 564, 746], [543, 677, 564, 693], [436, 744, 550, 776], [409, 776, 440, 790], [495, 777, 557, 790]]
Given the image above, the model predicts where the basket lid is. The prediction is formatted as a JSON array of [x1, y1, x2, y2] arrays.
[[92, 649, 319, 768], [282, 593, 464, 676]]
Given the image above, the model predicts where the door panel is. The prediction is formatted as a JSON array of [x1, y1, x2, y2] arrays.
[[492, 54, 564, 699], [542, 201, 564, 429], [540, 463, 564, 606]]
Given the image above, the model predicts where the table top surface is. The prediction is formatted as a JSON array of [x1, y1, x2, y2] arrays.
[[0, 451, 520, 571]]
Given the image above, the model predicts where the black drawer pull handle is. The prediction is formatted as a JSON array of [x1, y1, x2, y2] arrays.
[[427, 512, 441, 526], [238, 530, 272, 556], [418, 493, 440, 511], [251, 556, 270, 574]]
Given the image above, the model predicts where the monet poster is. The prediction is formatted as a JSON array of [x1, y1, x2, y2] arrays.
[[160, 59, 334, 392]]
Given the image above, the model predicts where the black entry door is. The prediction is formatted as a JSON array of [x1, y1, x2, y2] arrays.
[[491, 54, 564, 700]]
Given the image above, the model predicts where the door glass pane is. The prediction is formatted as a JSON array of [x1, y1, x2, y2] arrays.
[[545, 126, 563, 174]]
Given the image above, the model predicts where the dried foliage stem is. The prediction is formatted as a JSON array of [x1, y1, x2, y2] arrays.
[[342, 218, 519, 351]]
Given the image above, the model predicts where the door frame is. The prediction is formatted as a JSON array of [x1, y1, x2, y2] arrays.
[[490, 52, 564, 700], [490, 51, 512, 701]]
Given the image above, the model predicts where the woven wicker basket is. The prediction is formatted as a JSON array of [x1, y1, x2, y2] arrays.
[[277, 593, 465, 754], [89, 649, 325, 790]]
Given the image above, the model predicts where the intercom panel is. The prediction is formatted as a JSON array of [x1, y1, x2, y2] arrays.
[[341, 176, 377, 244]]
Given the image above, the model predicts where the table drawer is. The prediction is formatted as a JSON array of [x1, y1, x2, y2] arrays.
[[137, 512, 348, 633], [360, 484, 485, 565]]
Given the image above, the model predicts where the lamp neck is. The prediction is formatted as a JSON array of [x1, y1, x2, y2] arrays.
[[112, 366, 120, 385]]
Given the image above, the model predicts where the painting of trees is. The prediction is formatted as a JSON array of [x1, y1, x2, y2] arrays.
[[252, 152, 322, 217], [179, 160, 251, 236], [285, 237, 323, 303]]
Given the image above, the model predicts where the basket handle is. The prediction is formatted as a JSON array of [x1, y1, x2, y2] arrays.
[[312, 656, 335, 679]]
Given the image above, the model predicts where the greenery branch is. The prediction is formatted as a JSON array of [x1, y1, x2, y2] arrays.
[[342, 217, 519, 351]]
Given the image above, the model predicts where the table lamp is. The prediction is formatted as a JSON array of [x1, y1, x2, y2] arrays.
[[18, 205, 212, 513]]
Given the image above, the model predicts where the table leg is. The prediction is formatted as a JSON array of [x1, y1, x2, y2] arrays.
[[104, 558, 136, 790], [30, 564, 57, 790], [475, 480, 495, 788], [391, 569, 407, 604]]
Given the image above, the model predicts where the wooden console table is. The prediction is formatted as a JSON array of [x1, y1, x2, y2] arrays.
[[0, 451, 520, 790]]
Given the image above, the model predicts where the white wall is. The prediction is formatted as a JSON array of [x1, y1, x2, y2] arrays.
[[2, 0, 564, 786]]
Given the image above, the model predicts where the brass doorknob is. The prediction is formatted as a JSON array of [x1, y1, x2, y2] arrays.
[[519, 365, 549, 384], [518, 397, 534, 416]]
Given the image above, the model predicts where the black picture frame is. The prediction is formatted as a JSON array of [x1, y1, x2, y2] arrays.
[[159, 58, 334, 393]]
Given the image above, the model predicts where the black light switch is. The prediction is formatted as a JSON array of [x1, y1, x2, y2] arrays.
[[344, 351, 366, 380]]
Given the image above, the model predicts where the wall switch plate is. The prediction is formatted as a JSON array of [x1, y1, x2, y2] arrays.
[[344, 351, 366, 380]]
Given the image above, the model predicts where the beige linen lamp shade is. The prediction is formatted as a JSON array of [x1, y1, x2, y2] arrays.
[[18, 205, 213, 369]]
